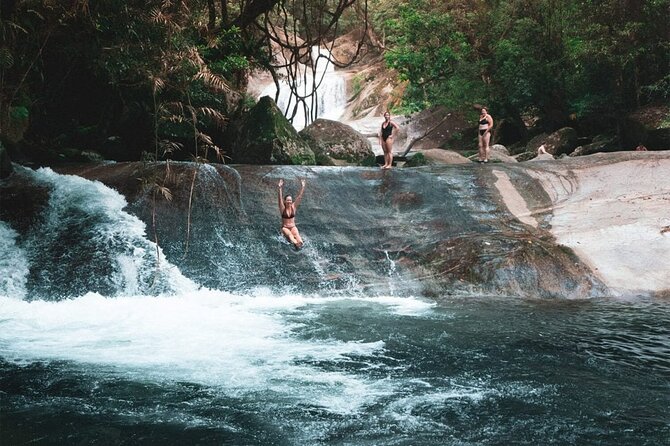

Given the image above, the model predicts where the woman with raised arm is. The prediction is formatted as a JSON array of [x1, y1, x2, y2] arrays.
[[278, 178, 306, 249], [379, 111, 400, 169]]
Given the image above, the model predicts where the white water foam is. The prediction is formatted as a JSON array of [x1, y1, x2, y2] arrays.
[[26, 167, 196, 296], [0, 221, 29, 299], [0, 291, 435, 414]]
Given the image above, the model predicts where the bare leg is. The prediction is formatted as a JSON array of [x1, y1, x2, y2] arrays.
[[383, 138, 394, 169], [483, 132, 491, 161], [282, 227, 298, 246], [290, 227, 303, 248], [478, 135, 485, 162], [282, 227, 303, 249]]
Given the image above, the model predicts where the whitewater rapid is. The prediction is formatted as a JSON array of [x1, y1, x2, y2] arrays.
[[0, 291, 436, 414]]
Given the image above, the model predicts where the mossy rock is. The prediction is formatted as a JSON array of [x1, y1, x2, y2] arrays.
[[0, 141, 13, 179], [232, 96, 315, 165], [299, 119, 373, 165], [403, 152, 428, 167]]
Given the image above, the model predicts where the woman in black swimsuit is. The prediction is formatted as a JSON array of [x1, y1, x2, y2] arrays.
[[278, 178, 306, 249], [379, 111, 400, 169], [477, 107, 493, 163]]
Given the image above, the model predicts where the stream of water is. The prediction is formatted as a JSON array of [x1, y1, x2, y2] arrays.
[[1, 292, 668, 445], [1, 168, 668, 445]]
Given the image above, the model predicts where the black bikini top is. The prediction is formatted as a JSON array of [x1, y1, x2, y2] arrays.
[[479, 118, 488, 125], [282, 207, 295, 218]]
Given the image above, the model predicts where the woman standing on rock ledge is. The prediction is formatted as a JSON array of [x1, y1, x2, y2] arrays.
[[478, 107, 493, 163], [278, 178, 306, 249], [379, 111, 400, 169]]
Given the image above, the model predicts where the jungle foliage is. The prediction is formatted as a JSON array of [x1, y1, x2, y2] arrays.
[[0, 0, 667, 162], [380, 0, 670, 129], [0, 0, 364, 162]]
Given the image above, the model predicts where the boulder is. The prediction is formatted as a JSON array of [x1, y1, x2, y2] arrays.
[[403, 152, 428, 167], [0, 141, 13, 179], [621, 105, 670, 150], [0, 106, 30, 144], [299, 119, 373, 165], [417, 149, 471, 165], [519, 132, 549, 155], [493, 117, 526, 146], [542, 127, 578, 156], [231, 96, 315, 165], [570, 135, 619, 157], [488, 144, 517, 163], [529, 153, 555, 162], [515, 151, 538, 162], [490, 144, 509, 155], [400, 106, 470, 152]]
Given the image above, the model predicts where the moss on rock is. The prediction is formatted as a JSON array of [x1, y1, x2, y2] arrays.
[[232, 96, 315, 165]]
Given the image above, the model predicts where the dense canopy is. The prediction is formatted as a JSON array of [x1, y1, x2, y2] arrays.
[[0, 0, 667, 162]]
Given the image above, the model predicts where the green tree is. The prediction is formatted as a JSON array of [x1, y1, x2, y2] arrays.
[[383, 0, 484, 113], [382, 0, 670, 132]]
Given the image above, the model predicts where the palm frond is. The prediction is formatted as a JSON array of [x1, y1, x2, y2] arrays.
[[156, 184, 173, 201], [193, 70, 233, 93], [151, 76, 165, 95], [159, 139, 183, 155], [197, 132, 214, 145], [159, 101, 186, 116], [0, 48, 14, 69], [196, 106, 228, 127], [148, 8, 168, 25], [213, 146, 227, 163]]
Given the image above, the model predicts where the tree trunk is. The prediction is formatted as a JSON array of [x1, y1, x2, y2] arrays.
[[234, 0, 280, 29], [207, 0, 216, 30], [220, 0, 228, 27]]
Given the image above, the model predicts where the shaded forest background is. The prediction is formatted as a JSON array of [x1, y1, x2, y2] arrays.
[[0, 0, 668, 164]]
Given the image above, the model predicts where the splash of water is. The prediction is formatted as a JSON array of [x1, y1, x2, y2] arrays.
[[21, 167, 196, 299], [0, 221, 29, 299]]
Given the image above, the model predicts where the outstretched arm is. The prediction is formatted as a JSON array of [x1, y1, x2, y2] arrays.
[[294, 178, 306, 208], [277, 179, 285, 214]]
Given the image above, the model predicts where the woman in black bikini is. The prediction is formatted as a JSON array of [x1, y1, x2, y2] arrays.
[[477, 107, 493, 163], [379, 112, 400, 169], [278, 178, 306, 249]]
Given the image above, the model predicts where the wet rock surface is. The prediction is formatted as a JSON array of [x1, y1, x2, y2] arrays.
[[0, 142, 12, 179], [4, 151, 668, 298]]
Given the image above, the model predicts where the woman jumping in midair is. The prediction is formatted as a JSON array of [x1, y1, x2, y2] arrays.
[[278, 178, 306, 249], [379, 111, 400, 169]]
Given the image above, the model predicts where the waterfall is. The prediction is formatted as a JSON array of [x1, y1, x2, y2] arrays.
[[0, 221, 29, 299], [2, 164, 669, 445], [14, 167, 196, 299], [260, 46, 347, 130]]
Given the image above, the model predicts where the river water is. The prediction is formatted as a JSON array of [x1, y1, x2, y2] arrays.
[[1, 168, 669, 445], [1, 291, 669, 445]]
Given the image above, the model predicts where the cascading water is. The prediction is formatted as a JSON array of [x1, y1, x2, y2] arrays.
[[12, 167, 195, 299], [260, 46, 347, 130], [0, 221, 29, 299], [1, 166, 669, 445]]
